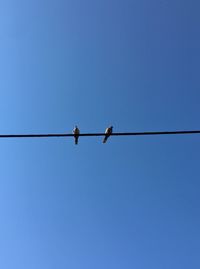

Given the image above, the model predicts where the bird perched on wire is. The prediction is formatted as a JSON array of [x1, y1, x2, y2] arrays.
[[73, 126, 80, 145], [103, 126, 113, 143]]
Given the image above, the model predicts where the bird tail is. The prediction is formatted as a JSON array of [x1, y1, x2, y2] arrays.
[[75, 136, 78, 145], [103, 136, 108, 143]]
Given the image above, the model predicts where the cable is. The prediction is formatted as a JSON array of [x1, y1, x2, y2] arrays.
[[0, 130, 199, 138]]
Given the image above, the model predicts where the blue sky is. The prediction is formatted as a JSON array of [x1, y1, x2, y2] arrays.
[[0, 0, 200, 268]]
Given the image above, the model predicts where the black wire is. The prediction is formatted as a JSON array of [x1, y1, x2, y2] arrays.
[[0, 130, 199, 138]]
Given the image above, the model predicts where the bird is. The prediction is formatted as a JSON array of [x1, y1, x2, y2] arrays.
[[73, 126, 80, 145], [103, 126, 113, 143]]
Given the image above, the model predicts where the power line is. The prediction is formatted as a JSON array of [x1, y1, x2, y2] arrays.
[[0, 130, 199, 138]]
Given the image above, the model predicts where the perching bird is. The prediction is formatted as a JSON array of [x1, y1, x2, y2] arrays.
[[73, 126, 80, 145], [103, 126, 113, 143]]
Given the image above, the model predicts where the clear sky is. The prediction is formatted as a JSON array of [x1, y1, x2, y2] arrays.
[[0, 0, 200, 268]]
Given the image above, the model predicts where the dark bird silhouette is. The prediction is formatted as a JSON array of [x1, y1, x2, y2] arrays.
[[73, 126, 80, 145], [103, 126, 113, 143]]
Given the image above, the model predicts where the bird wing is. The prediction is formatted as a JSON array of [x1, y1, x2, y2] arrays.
[[106, 127, 112, 135], [105, 128, 109, 134], [73, 128, 80, 135]]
